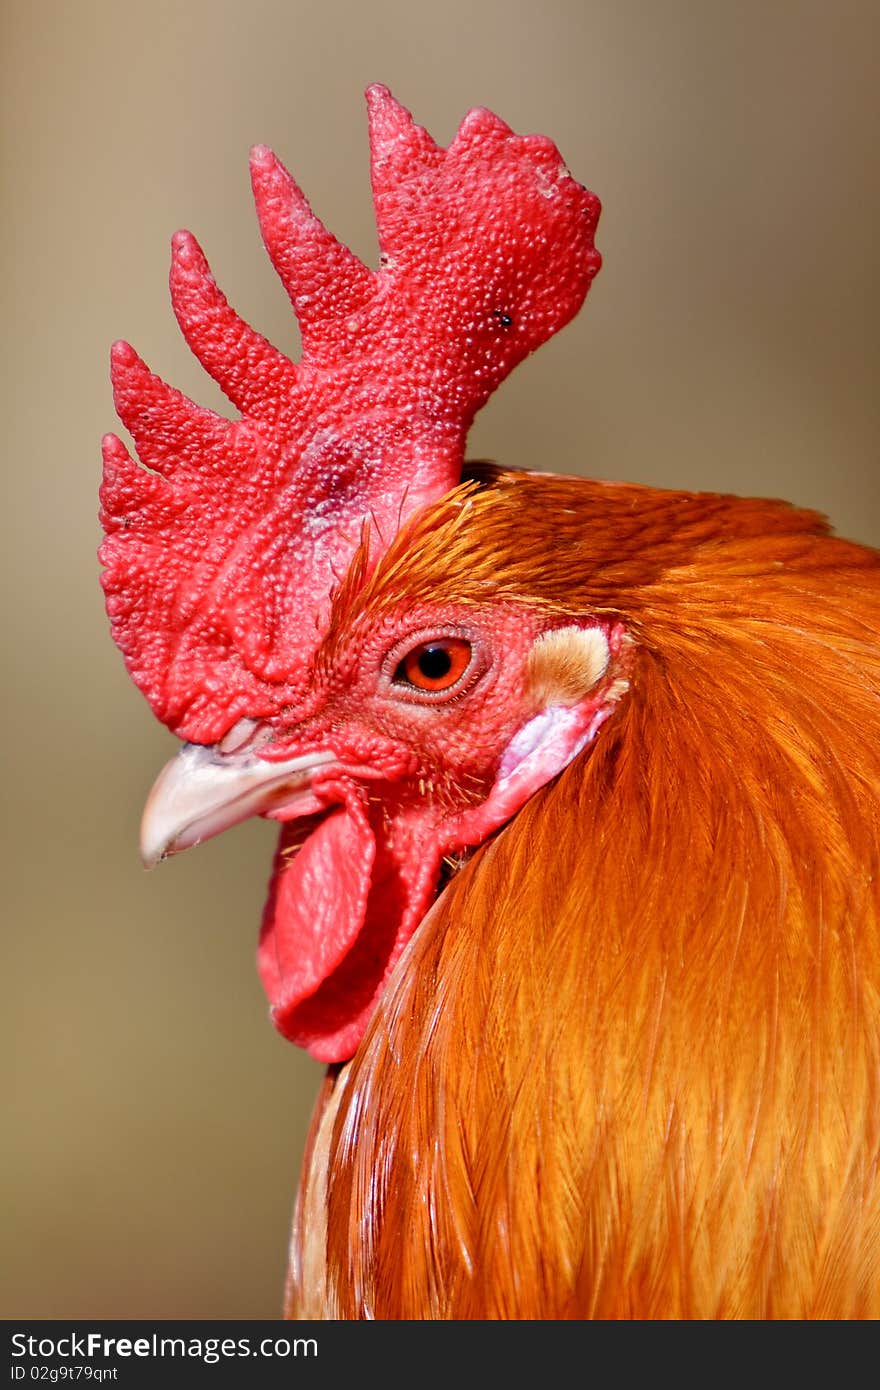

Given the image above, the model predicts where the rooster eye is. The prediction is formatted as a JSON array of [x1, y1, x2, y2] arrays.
[[393, 638, 473, 693]]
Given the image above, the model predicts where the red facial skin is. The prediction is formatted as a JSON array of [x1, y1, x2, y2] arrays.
[[249, 606, 625, 1061]]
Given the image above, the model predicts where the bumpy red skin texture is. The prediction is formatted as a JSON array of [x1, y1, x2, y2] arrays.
[[99, 87, 601, 744]]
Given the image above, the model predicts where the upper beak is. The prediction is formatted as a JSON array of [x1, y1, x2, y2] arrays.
[[140, 736, 339, 869]]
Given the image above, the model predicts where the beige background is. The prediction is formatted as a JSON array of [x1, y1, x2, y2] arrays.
[[3, 0, 878, 1317]]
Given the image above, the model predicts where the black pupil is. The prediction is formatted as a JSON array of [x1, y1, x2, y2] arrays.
[[417, 645, 453, 680]]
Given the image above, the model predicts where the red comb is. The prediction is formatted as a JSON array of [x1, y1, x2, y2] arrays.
[[100, 85, 601, 743]]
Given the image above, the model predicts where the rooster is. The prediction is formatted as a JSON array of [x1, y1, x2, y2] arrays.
[[100, 87, 880, 1319]]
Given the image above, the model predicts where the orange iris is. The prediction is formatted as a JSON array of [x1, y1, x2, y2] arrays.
[[396, 638, 472, 692]]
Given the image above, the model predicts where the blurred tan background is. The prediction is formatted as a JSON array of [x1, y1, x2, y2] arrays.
[[2, 0, 878, 1318]]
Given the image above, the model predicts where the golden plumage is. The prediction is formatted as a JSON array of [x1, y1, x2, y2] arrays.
[[288, 468, 880, 1318]]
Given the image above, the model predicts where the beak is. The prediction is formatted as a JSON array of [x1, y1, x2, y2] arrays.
[[140, 736, 339, 869]]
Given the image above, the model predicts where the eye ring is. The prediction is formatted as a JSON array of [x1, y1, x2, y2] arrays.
[[392, 636, 473, 695]]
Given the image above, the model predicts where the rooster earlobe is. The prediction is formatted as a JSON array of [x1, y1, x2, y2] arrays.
[[451, 624, 630, 849]]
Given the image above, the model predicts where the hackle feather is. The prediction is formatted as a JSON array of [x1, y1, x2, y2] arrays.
[[290, 469, 880, 1319]]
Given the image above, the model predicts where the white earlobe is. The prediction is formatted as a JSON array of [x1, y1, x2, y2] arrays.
[[452, 625, 628, 846]]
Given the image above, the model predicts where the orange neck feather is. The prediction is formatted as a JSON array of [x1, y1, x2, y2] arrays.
[[291, 471, 880, 1318]]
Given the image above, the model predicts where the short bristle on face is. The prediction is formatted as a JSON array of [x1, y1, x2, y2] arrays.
[[99, 86, 601, 744]]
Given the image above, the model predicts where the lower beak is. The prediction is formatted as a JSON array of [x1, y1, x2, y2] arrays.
[[140, 739, 338, 869]]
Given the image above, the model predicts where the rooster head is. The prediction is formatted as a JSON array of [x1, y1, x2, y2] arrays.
[[100, 89, 605, 1060], [140, 484, 631, 1060]]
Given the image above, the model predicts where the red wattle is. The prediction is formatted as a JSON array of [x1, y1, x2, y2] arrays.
[[258, 804, 375, 1028], [258, 798, 444, 1062]]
